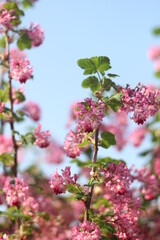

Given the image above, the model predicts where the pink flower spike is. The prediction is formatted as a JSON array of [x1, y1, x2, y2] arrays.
[[34, 124, 50, 148], [26, 23, 44, 47], [22, 101, 41, 121]]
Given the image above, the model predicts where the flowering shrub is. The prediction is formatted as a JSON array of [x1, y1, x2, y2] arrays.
[[0, 1, 159, 239]]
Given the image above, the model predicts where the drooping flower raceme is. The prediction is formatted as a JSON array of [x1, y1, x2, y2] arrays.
[[3, 177, 29, 206], [49, 166, 78, 195], [102, 162, 131, 194], [129, 126, 147, 147], [10, 48, 33, 83], [33, 124, 50, 148], [22, 101, 41, 121], [0, 135, 12, 154], [72, 221, 101, 240], [74, 98, 105, 132], [25, 23, 44, 47], [120, 84, 160, 124]]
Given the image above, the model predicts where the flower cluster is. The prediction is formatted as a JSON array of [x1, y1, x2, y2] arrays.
[[45, 140, 64, 164], [132, 167, 159, 200], [26, 23, 44, 47], [22, 101, 41, 121], [33, 124, 50, 148], [10, 48, 33, 83], [0, 135, 12, 154], [120, 84, 160, 124], [74, 98, 105, 132], [64, 130, 84, 158], [72, 221, 101, 240], [147, 45, 160, 72], [0, 8, 16, 32], [103, 162, 131, 194], [49, 166, 78, 195], [129, 126, 147, 147], [3, 177, 29, 206]]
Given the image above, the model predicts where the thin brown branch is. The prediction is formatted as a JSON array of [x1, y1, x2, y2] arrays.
[[5, 32, 18, 177]]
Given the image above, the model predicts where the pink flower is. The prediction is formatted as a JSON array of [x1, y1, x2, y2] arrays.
[[49, 166, 78, 195], [153, 155, 160, 176], [129, 126, 147, 147], [0, 135, 12, 154], [120, 84, 160, 124], [103, 162, 131, 194], [45, 140, 64, 164], [74, 98, 105, 132], [10, 48, 33, 83], [0, 9, 16, 32], [72, 221, 101, 240], [3, 177, 29, 206], [26, 23, 44, 47], [0, 102, 5, 112], [147, 46, 160, 60], [34, 124, 50, 148], [22, 101, 41, 121], [64, 130, 82, 158], [154, 60, 160, 72]]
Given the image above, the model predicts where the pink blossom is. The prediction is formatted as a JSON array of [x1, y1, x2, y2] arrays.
[[49, 166, 78, 195], [147, 46, 160, 60], [22, 196, 39, 216], [3, 177, 29, 206], [26, 23, 44, 47], [0, 102, 5, 112], [154, 60, 160, 71], [22, 101, 41, 121], [0, 9, 16, 32], [45, 140, 64, 164], [0, 234, 9, 240], [74, 98, 105, 132], [153, 155, 160, 176], [103, 162, 131, 194], [132, 167, 159, 200], [120, 84, 160, 124], [0, 135, 12, 154], [72, 221, 101, 240], [129, 126, 147, 147], [64, 130, 82, 158], [10, 48, 33, 83], [34, 124, 50, 148]]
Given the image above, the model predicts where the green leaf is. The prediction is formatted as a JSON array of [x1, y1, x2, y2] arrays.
[[103, 92, 122, 112], [0, 35, 5, 48], [0, 87, 9, 102], [77, 56, 111, 75], [152, 27, 160, 36], [21, 132, 34, 145], [75, 192, 85, 200], [154, 71, 160, 78], [81, 76, 100, 92], [78, 131, 93, 148], [66, 184, 80, 194], [0, 153, 14, 167], [96, 157, 125, 166], [107, 73, 120, 78], [100, 131, 116, 149], [15, 91, 25, 103], [22, 0, 34, 8], [103, 77, 117, 91], [17, 32, 31, 50], [71, 158, 92, 167]]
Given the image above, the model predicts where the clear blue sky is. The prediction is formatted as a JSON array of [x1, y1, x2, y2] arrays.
[[18, 0, 160, 171]]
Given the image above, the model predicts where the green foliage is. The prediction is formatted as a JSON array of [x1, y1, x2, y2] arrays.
[[15, 91, 26, 103], [0, 86, 9, 102], [152, 27, 160, 36], [0, 35, 6, 48], [78, 132, 93, 148], [77, 56, 111, 75], [21, 0, 34, 8], [21, 132, 34, 145], [81, 76, 100, 92], [107, 73, 119, 78], [0, 153, 14, 167], [103, 92, 122, 112], [154, 71, 160, 78], [17, 32, 31, 50], [103, 77, 117, 91], [2, 2, 24, 26], [95, 157, 125, 167], [100, 131, 116, 149], [71, 158, 92, 167]]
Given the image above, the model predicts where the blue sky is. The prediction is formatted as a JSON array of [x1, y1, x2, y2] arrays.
[[17, 0, 160, 171]]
